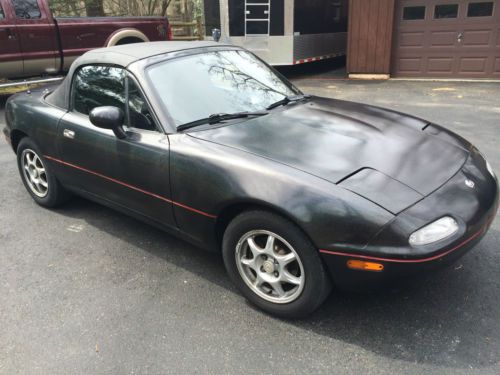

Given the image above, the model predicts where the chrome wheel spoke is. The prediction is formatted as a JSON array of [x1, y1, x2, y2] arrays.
[[280, 270, 301, 286], [264, 235, 275, 254], [32, 179, 41, 191], [247, 237, 265, 258], [240, 256, 258, 271], [38, 178, 48, 188], [276, 252, 296, 267], [254, 274, 265, 288], [268, 280, 286, 297], [25, 153, 33, 166]]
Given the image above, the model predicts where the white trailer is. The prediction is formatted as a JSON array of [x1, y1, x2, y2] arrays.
[[203, 0, 348, 65]]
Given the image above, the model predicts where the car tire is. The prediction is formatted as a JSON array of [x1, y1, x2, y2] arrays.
[[16, 137, 70, 208], [222, 210, 332, 318]]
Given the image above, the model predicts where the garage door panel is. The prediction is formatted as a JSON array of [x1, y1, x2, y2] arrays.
[[392, 0, 499, 78], [400, 32, 425, 47], [494, 58, 500, 73], [398, 58, 422, 72], [430, 31, 457, 47], [463, 30, 492, 46], [459, 57, 487, 72], [428, 57, 454, 72]]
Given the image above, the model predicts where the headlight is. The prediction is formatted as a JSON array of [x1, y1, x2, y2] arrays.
[[409, 217, 459, 246]]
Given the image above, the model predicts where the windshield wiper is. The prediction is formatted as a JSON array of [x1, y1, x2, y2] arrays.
[[177, 111, 268, 132], [266, 94, 311, 110]]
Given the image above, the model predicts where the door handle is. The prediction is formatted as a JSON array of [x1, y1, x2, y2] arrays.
[[63, 129, 75, 139], [0, 27, 15, 40], [457, 32, 463, 43]]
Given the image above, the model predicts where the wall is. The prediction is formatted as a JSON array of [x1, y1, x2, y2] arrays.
[[347, 0, 395, 76]]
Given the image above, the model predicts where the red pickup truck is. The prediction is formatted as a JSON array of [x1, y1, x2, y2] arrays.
[[0, 0, 171, 79]]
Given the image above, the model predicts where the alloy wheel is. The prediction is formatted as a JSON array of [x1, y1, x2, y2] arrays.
[[21, 149, 48, 198], [235, 230, 305, 304]]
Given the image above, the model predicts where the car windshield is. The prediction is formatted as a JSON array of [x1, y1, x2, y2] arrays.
[[147, 49, 300, 127]]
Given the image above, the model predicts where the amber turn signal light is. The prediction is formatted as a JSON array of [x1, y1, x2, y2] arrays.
[[347, 259, 384, 272]]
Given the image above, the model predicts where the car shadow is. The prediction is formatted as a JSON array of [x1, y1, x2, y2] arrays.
[[54, 196, 499, 370]]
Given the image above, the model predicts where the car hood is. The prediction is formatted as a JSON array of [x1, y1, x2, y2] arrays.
[[190, 97, 468, 204]]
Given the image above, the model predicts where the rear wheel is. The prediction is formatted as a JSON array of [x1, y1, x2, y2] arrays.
[[16, 138, 70, 207], [115, 37, 144, 45], [222, 210, 332, 318]]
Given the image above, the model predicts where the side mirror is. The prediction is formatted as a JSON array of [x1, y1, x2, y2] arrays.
[[89, 106, 127, 139], [212, 28, 221, 42]]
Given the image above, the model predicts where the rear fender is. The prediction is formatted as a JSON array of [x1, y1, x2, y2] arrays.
[[106, 28, 150, 46]]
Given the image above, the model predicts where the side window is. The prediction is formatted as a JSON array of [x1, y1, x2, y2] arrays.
[[12, 0, 42, 19], [126, 77, 157, 132], [0, 4, 5, 20], [73, 65, 126, 116]]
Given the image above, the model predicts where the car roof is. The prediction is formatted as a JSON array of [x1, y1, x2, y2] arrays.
[[46, 41, 236, 110], [80, 41, 229, 67]]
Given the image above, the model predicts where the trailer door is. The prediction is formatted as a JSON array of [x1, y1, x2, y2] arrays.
[[245, 0, 270, 35]]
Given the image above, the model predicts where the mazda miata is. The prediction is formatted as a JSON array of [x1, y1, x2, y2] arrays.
[[3, 42, 498, 318]]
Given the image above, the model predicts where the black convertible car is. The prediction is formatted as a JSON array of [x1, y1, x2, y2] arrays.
[[3, 42, 498, 318]]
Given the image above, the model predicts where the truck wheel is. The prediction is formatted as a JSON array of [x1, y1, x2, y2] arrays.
[[115, 37, 144, 45], [222, 210, 332, 318]]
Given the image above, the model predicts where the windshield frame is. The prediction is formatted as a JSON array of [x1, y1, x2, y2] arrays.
[[142, 47, 302, 133]]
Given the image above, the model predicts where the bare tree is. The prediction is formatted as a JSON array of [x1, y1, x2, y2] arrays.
[[84, 0, 105, 16]]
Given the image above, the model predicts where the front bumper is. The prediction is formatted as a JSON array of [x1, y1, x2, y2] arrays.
[[320, 149, 499, 289]]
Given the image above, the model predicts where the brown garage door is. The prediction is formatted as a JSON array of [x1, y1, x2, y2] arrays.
[[392, 0, 500, 78]]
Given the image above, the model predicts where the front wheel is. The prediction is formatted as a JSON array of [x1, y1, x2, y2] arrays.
[[222, 211, 332, 318]]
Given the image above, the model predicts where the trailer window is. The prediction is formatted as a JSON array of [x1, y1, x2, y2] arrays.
[[12, 0, 42, 19], [294, 0, 347, 35], [270, 0, 284, 35], [204, 0, 221, 36], [228, 0, 245, 36]]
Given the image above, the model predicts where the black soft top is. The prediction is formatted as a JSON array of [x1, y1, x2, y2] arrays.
[[46, 41, 231, 109]]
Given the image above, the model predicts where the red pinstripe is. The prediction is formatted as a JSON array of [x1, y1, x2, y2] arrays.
[[43, 155, 217, 219]]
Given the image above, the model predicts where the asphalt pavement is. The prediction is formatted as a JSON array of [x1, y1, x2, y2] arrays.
[[1, 74, 499, 374]]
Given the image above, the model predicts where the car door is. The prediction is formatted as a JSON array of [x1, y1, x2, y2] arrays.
[[0, 0, 23, 77], [10, 0, 58, 76], [56, 64, 176, 228]]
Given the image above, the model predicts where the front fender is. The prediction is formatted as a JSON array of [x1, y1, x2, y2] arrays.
[[169, 134, 394, 251]]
